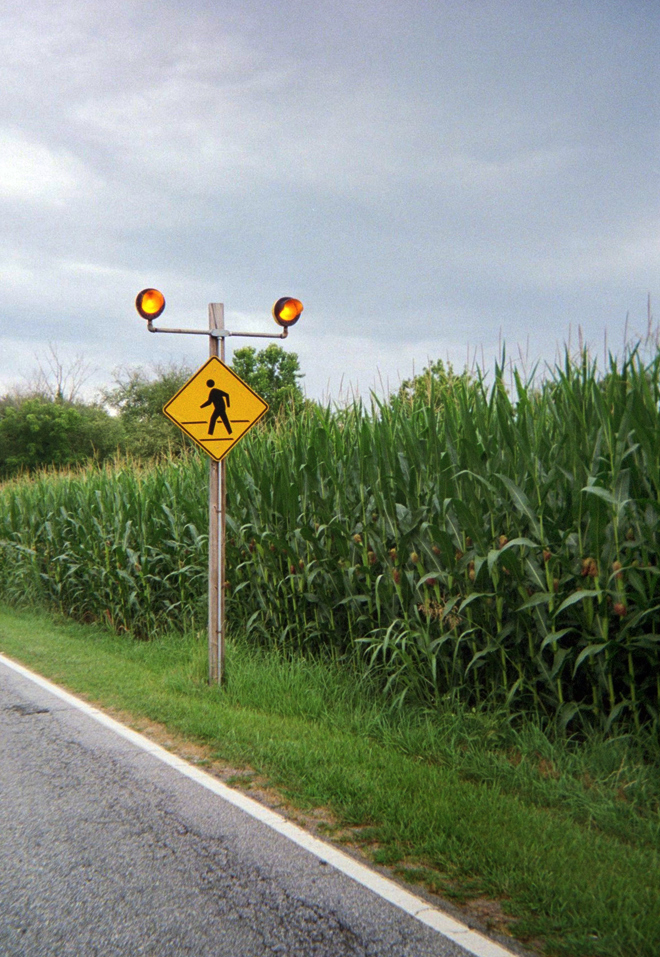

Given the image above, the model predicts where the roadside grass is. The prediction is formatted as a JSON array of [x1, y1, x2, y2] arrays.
[[1, 604, 659, 957]]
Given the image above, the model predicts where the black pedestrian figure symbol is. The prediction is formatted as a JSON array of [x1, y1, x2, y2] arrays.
[[201, 380, 232, 435]]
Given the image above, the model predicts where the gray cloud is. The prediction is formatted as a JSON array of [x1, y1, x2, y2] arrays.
[[0, 0, 658, 400]]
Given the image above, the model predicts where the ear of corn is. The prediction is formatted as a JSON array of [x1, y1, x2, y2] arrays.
[[1, 345, 659, 730]]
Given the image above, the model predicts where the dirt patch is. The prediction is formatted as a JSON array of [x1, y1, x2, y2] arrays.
[[464, 896, 512, 934]]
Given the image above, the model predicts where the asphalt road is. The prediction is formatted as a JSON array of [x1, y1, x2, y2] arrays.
[[0, 657, 517, 957]]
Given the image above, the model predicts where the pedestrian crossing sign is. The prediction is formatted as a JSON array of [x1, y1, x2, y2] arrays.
[[163, 356, 269, 461]]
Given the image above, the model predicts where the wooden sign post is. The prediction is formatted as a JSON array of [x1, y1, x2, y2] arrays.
[[208, 303, 225, 684]]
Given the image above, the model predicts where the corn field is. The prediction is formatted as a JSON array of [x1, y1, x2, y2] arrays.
[[1, 346, 659, 730]]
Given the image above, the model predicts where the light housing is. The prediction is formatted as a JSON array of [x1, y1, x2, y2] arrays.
[[136, 288, 166, 320], [272, 297, 303, 328]]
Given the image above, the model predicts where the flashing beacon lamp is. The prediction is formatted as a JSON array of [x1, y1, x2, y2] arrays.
[[272, 297, 303, 329], [135, 288, 166, 322]]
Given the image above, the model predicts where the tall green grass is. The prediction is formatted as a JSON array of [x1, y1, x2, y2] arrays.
[[1, 345, 659, 732]]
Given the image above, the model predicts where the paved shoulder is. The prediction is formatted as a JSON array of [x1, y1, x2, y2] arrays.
[[0, 655, 520, 957]]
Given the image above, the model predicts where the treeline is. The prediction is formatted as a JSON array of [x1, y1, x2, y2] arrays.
[[1, 344, 659, 732], [0, 345, 305, 478]]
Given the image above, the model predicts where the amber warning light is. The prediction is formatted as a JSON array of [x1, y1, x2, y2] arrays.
[[272, 297, 303, 328], [136, 288, 166, 320]]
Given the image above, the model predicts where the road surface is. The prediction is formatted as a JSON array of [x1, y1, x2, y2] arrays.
[[0, 654, 520, 957]]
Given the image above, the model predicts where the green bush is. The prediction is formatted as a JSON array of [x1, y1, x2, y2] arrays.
[[0, 398, 123, 477]]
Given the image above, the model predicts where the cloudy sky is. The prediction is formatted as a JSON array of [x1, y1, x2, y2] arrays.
[[0, 0, 657, 402]]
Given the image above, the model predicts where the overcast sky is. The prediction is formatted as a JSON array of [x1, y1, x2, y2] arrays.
[[0, 0, 658, 402]]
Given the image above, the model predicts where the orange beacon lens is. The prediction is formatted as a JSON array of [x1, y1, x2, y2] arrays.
[[136, 288, 166, 320], [272, 297, 303, 327]]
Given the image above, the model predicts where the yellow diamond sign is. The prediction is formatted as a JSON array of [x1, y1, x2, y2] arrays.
[[163, 356, 268, 461]]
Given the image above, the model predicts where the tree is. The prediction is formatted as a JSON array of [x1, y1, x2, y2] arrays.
[[393, 358, 474, 409], [231, 344, 305, 420], [25, 343, 95, 402], [0, 397, 123, 478], [102, 362, 194, 459]]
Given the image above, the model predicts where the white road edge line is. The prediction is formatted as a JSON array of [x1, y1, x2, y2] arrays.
[[0, 652, 519, 957]]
